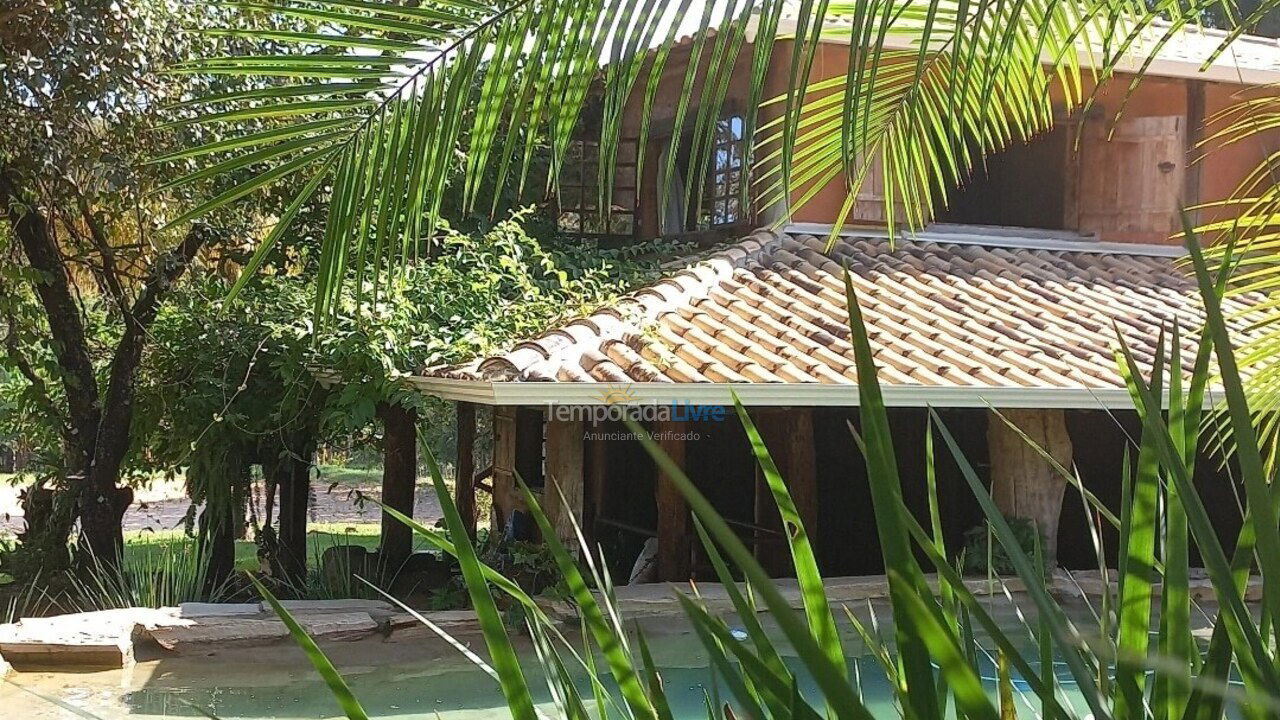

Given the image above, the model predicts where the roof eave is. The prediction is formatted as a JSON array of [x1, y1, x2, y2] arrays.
[[765, 19, 1280, 85], [402, 376, 1172, 410]]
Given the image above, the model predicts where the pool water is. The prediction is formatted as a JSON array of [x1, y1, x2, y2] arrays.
[[0, 598, 1208, 720]]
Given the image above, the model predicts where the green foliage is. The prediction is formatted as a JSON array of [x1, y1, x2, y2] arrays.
[[262, 227, 1280, 720], [137, 211, 673, 474], [67, 541, 230, 610], [160, 0, 1232, 311], [475, 530, 566, 598], [960, 518, 1040, 576]]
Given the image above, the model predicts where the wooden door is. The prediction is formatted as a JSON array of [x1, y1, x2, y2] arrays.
[[1074, 115, 1186, 244]]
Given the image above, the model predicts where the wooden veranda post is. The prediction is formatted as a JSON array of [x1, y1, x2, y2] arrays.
[[378, 402, 418, 569], [492, 407, 517, 528], [455, 402, 477, 540], [753, 408, 818, 576], [655, 420, 691, 581], [987, 408, 1073, 568], [544, 415, 585, 550]]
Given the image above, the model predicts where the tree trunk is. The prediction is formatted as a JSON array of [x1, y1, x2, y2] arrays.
[[987, 408, 1073, 568], [80, 224, 210, 567], [274, 435, 315, 586], [200, 451, 249, 593], [377, 402, 417, 571], [2, 167, 212, 569], [201, 495, 237, 594], [79, 481, 133, 568]]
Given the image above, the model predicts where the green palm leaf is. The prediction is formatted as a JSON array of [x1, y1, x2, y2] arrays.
[[161, 0, 1183, 313]]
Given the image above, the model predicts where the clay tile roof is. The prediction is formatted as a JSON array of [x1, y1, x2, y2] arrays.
[[418, 229, 1269, 395]]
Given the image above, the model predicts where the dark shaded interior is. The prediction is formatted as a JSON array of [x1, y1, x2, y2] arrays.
[[934, 126, 1069, 230], [1057, 409, 1245, 570], [587, 405, 1245, 580]]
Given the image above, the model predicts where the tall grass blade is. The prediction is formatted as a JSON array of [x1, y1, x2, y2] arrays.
[[252, 576, 370, 720], [625, 416, 875, 720], [516, 476, 658, 720], [840, 267, 941, 719], [732, 393, 847, 683], [421, 443, 538, 720], [1115, 330, 1166, 718]]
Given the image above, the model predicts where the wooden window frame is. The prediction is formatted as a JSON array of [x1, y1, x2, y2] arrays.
[[557, 139, 638, 241]]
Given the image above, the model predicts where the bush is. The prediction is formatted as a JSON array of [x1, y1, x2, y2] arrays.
[[960, 517, 1041, 576]]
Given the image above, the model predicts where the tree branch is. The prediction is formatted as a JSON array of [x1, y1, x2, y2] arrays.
[[0, 164, 100, 469], [73, 188, 129, 312], [91, 223, 214, 483]]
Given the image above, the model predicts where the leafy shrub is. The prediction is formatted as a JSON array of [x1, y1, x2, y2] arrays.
[[68, 540, 231, 610], [960, 517, 1041, 575]]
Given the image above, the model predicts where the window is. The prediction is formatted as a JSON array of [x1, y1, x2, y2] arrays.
[[557, 139, 637, 238], [698, 115, 746, 229]]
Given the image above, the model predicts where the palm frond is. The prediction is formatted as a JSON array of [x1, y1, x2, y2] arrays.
[[162, 0, 790, 316], [755, 0, 1196, 245], [165, 0, 1199, 311]]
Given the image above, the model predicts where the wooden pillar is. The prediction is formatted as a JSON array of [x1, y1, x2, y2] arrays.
[[377, 402, 417, 569], [987, 408, 1072, 568], [456, 402, 477, 540], [753, 408, 818, 576], [1184, 79, 1206, 224], [584, 425, 608, 548], [655, 420, 691, 581], [544, 414, 585, 549], [492, 407, 517, 529]]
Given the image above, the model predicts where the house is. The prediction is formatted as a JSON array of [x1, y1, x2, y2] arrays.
[[394, 14, 1279, 581]]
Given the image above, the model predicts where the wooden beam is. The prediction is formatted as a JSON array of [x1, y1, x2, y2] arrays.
[[456, 402, 477, 540], [377, 402, 418, 569], [753, 408, 818, 576], [544, 416, 585, 550], [655, 420, 691, 581], [987, 408, 1072, 567]]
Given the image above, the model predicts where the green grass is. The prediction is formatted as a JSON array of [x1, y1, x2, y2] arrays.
[[314, 464, 385, 488], [124, 523, 388, 572]]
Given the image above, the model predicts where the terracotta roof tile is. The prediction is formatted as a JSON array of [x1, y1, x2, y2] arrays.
[[419, 230, 1269, 392]]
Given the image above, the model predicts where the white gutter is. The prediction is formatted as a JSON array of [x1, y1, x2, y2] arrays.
[[784, 222, 1187, 258], [402, 376, 1170, 410], [771, 20, 1280, 86]]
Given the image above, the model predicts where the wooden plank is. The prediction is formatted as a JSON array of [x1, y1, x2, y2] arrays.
[[544, 416, 585, 550], [753, 408, 817, 577], [584, 423, 608, 547], [655, 420, 691, 581], [455, 402, 477, 540], [1076, 115, 1186, 244], [377, 402, 418, 568]]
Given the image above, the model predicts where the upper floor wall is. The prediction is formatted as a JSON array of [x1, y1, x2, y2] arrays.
[[574, 35, 1280, 246]]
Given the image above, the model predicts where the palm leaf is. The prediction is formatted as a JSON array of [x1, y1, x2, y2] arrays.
[[164, 0, 1183, 310], [253, 576, 371, 720]]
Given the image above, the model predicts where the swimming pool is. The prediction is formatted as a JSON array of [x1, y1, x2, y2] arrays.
[[0, 596, 1214, 720]]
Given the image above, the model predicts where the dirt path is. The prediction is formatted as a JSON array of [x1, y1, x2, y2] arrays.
[[0, 472, 446, 537]]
